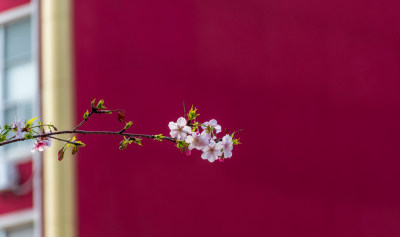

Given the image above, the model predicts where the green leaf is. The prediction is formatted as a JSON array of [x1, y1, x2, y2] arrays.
[[3, 123, 11, 130], [0, 134, 6, 142], [75, 141, 86, 147], [192, 121, 200, 132], [233, 138, 241, 145], [2, 129, 10, 137], [96, 99, 106, 109], [67, 136, 76, 148], [187, 105, 200, 121], [24, 133, 34, 139], [91, 99, 96, 108], [124, 121, 133, 130], [119, 136, 133, 150], [176, 140, 188, 152], [26, 117, 38, 128], [119, 140, 128, 150], [83, 110, 89, 120], [133, 138, 142, 146], [154, 134, 165, 141]]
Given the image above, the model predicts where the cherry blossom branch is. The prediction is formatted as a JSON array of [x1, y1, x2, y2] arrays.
[[0, 130, 175, 147], [0, 99, 241, 162]]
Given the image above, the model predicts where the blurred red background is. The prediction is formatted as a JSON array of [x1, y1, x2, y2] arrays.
[[74, 0, 400, 236]]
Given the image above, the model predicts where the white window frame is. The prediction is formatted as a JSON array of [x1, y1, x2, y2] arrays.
[[0, 209, 36, 236], [0, 2, 41, 237]]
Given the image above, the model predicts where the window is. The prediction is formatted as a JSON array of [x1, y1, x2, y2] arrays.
[[0, 15, 38, 160], [0, 3, 39, 237]]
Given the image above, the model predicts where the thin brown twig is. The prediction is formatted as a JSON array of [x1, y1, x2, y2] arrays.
[[48, 136, 81, 146], [5, 134, 16, 142], [73, 108, 121, 132], [0, 130, 176, 147], [72, 110, 94, 131], [183, 101, 186, 120]]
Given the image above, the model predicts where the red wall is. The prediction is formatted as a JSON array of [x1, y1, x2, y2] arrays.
[[0, 162, 33, 215], [0, 0, 29, 12], [74, 0, 400, 236]]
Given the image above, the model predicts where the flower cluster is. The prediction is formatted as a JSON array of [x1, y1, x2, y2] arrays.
[[9, 117, 56, 153], [2, 116, 78, 156], [169, 106, 240, 163]]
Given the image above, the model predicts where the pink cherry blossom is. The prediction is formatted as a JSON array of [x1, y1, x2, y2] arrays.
[[185, 131, 210, 150], [201, 140, 223, 163], [31, 137, 52, 152], [168, 117, 192, 140], [202, 119, 222, 134], [12, 117, 23, 139], [221, 135, 233, 158]]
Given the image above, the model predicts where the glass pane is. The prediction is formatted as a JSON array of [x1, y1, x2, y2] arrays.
[[4, 103, 33, 124], [6, 223, 34, 237], [4, 103, 34, 152], [4, 62, 35, 101], [5, 18, 31, 60]]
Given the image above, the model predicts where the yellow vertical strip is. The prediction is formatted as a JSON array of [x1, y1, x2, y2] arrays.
[[41, 0, 76, 236]]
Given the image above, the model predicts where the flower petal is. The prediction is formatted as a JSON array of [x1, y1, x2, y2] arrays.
[[185, 136, 194, 144], [16, 129, 23, 139], [179, 132, 187, 140], [215, 142, 223, 151], [208, 153, 217, 162], [168, 122, 177, 130], [201, 122, 209, 129], [170, 130, 179, 138], [177, 117, 187, 126], [214, 125, 222, 133], [209, 119, 218, 126], [182, 126, 192, 134], [222, 135, 232, 143], [224, 149, 232, 158], [188, 143, 195, 150], [201, 151, 208, 160]]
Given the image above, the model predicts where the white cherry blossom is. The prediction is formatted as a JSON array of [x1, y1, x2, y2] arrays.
[[202, 119, 222, 134], [185, 131, 210, 150], [168, 117, 191, 140], [201, 140, 223, 163], [221, 135, 233, 158]]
